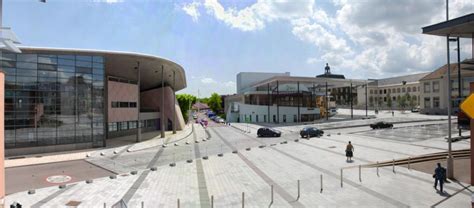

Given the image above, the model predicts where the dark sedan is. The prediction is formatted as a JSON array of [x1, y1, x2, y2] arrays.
[[370, 121, 393, 129], [257, 128, 281, 137], [300, 127, 324, 138]]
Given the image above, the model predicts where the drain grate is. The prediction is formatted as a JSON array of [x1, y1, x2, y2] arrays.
[[65, 200, 81, 206], [328, 146, 336, 149]]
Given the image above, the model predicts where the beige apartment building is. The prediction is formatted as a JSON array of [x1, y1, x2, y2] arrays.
[[357, 73, 428, 110], [420, 60, 474, 115]]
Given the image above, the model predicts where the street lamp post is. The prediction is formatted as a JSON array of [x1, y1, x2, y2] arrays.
[[161, 65, 165, 139], [445, 0, 453, 179]]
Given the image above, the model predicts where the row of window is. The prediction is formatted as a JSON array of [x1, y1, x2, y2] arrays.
[[108, 119, 159, 132], [241, 114, 317, 123], [111, 101, 137, 108], [370, 86, 419, 95], [423, 81, 440, 93], [424, 97, 441, 108], [0, 53, 104, 64]]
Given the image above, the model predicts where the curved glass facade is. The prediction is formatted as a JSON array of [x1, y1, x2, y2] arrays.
[[1, 52, 105, 148]]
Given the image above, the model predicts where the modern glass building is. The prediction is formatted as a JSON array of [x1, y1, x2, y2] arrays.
[[1, 47, 187, 156], [2, 52, 105, 149]]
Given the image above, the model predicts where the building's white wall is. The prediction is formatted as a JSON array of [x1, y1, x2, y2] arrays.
[[237, 72, 290, 94], [229, 103, 320, 123]]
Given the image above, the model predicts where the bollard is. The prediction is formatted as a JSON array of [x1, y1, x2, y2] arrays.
[[177, 198, 180, 208], [320, 174, 323, 193], [141, 201, 144, 208], [340, 169, 343, 188], [270, 185, 274, 206], [211, 195, 214, 208], [242, 192, 245, 208], [104, 203, 106, 208], [392, 159, 395, 173], [296, 180, 300, 200], [359, 165, 362, 182], [376, 161, 379, 177], [408, 157, 411, 170]]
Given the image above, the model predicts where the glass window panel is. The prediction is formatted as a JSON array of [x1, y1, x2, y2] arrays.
[[38, 64, 57, 71], [3, 67, 15, 75], [59, 78, 75, 91], [58, 72, 76, 79], [76, 61, 92, 68], [38, 56, 57, 65], [76, 73, 92, 80], [57, 131, 75, 145], [16, 76, 37, 83], [58, 55, 75, 60], [17, 54, 37, 63], [93, 56, 104, 63], [37, 131, 56, 146], [2, 60, 16, 68], [0, 52, 16, 61], [17, 62, 37, 70], [58, 59, 75, 66], [76, 67, 92, 74], [92, 62, 103, 69], [16, 68, 37, 77], [76, 55, 92, 62], [38, 70, 57, 78], [93, 74, 104, 81], [57, 65, 75, 72]]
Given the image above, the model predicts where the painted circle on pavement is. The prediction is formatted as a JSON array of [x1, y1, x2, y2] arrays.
[[46, 175, 72, 184]]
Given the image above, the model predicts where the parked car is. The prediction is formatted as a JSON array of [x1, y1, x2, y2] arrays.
[[411, 107, 420, 112], [300, 127, 324, 138], [370, 121, 393, 129], [193, 115, 197, 119], [217, 118, 225, 123], [257, 128, 281, 137]]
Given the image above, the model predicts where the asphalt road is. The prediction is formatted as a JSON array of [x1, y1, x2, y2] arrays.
[[6, 160, 113, 194]]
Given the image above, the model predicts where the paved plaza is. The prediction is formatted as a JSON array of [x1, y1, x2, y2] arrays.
[[4, 110, 473, 207]]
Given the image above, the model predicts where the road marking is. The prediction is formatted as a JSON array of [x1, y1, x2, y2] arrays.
[[193, 124, 211, 207]]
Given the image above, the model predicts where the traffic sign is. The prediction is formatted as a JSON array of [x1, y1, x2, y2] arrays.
[[460, 94, 474, 119]]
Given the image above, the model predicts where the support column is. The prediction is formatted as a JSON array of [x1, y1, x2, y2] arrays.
[[471, 83, 474, 186], [457, 37, 462, 137], [447, 35, 454, 179], [173, 70, 176, 134], [0, 72, 4, 208], [267, 83, 270, 123], [136, 62, 141, 143], [297, 81, 300, 123], [276, 81, 279, 123], [161, 65, 165, 138]]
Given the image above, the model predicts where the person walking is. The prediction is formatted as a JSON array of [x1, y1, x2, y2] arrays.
[[433, 163, 446, 193], [345, 141, 354, 162]]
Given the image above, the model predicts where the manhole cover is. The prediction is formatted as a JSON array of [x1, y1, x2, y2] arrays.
[[46, 175, 72, 184]]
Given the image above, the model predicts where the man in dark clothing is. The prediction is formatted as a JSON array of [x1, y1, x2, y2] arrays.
[[433, 163, 446, 193]]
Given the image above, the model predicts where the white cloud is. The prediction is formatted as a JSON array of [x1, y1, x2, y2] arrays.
[[182, 1, 201, 22], [224, 81, 235, 88], [186, 0, 474, 78], [201, 77, 217, 84]]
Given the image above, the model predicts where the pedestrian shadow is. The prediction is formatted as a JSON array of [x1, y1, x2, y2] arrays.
[[346, 160, 355, 163]]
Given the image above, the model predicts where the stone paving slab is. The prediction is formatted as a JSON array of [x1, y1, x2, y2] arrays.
[[4, 119, 472, 207]]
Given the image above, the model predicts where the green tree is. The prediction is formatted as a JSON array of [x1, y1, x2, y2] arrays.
[[176, 94, 197, 122], [397, 94, 407, 111], [207, 93, 222, 113], [410, 95, 417, 108]]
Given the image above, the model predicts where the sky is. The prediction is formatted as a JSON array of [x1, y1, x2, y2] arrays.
[[4, 0, 474, 97]]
